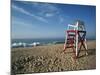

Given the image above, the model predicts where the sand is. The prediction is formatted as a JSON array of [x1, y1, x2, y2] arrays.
[[11, 40, 96, 75]]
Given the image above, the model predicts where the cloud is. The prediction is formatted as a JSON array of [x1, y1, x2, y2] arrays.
[[12, 4, 48, 23], [45, 13, 54, 17], [31, 2, 60, 17], [12, 2, 67, 24], [12, 4, 31, 16]]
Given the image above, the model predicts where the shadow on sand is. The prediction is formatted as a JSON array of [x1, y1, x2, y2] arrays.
[[78, 48, 96, 58]]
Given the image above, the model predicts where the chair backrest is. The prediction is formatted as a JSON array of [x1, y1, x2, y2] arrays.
[[67, 20, 85, 31], [67, 24, 77, 30]]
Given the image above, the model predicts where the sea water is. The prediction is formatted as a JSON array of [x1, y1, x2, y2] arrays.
[[11, 38, 65, 48]]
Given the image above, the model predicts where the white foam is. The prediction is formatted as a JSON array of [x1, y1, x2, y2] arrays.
[[11, 42, 40, 48]]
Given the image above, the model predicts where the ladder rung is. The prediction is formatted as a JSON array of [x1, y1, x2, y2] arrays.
[[67, 42, 74, 44], [67, 38, 74, 40], [68, 34, 75, 36], [66, 46, 74, 48], [67, 38, 75, 44]]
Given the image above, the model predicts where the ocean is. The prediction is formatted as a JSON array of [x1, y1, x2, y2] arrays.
[[11, 38, 65, 48], [11, 37, 95, 48]]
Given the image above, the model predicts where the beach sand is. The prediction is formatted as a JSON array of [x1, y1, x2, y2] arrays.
[[11, 40, 96, 74]]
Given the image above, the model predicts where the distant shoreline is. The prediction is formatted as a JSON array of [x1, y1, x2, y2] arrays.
[[11, 38, 96, 48], [11, 40, 96, 49]]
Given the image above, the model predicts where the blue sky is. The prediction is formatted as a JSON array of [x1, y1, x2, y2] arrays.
[[11, 1, 96, 39]]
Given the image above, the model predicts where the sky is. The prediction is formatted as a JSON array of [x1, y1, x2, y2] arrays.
[[11, 1, 96, 39]]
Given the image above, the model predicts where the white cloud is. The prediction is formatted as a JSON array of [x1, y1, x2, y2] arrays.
[[12, 4, 31, 16], [31, 2, 60, 17], [12, 2, 67, 24], [45, 13, 54, 17], [12, 4, 48, 23]]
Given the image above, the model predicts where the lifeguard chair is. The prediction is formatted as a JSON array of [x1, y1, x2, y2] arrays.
[[63, 20, 88, 59]]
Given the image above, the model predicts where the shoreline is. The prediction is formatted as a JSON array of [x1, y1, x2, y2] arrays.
[[11, 40, 96, 49]]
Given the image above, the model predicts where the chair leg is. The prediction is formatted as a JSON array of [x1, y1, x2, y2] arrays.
[[83, 40, 88, 55], [63, 44, 67, 54], [77, 42, 82, 58]]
